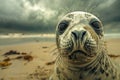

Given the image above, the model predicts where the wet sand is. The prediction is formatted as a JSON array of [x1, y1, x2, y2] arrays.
[[0, 38, 120, 80]]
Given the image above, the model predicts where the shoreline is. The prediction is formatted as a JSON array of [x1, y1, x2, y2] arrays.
[[0, 37, 120, 45]]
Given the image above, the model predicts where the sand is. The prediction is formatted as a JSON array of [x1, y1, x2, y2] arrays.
[[0, 38, 120, 80]]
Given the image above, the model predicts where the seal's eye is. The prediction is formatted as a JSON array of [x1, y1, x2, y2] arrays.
[[58, 20, 69, 34], [91, 21, 101, 29], [90, 18, 103, 36], [90, 18, 102, 29]]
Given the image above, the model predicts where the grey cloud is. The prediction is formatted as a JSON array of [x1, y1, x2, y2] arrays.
[[0, 0, 119, 33], [0, 0, 24, 21], [101, 0, 120, 23]]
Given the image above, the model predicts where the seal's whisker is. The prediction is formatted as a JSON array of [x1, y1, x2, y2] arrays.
[[50, 48, 58, 55]]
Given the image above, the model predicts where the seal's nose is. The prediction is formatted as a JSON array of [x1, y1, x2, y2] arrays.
[[71, 30, 87, 41]]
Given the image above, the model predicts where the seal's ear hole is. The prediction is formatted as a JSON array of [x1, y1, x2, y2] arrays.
[[58, 20, 69, 35]]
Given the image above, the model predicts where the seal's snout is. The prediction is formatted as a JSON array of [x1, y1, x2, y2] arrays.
[[71, 29, 87, 50], [71, 30, 87, 42]]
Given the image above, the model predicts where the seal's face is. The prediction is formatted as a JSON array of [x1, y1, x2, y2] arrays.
[[56, 11, 104, 65]]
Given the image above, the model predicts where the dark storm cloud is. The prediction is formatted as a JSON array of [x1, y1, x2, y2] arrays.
[[0, 0, 119, 33], [99, 0, 120, 23]]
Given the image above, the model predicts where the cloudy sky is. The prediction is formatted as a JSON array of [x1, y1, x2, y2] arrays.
[[0, 0, 119, 33]]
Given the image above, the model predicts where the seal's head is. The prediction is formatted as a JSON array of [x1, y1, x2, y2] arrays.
[[56, 11, 104, 65]]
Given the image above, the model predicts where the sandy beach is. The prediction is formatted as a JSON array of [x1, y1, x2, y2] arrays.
[[0, 38, 120, 80]]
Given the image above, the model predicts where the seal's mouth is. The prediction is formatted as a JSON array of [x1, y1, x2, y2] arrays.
[[66, 49, 95, 65], [68, 50, 88, 60], [72, 50, 87, 56]]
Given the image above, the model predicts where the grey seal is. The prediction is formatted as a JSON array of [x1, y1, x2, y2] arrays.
[[50, 11, 120, 80]]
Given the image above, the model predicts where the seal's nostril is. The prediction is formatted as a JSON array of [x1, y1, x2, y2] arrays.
[[81, 31, 87, 41], [71, 30, 79, 40], [71, 30, 87, 40]]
